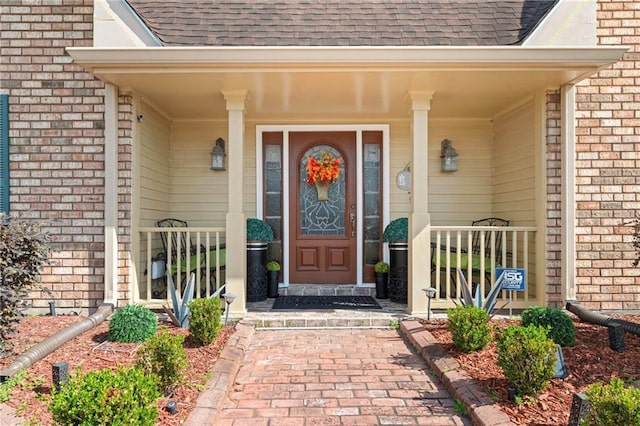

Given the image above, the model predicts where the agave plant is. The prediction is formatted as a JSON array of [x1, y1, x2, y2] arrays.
[[164, 273, 227, 328], [454, 269, 506, 316]]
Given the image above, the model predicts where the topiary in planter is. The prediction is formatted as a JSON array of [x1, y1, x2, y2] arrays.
[[374, 261, 390, 299], [246, 218, 274, 242], [383, 217, 408, 243], [374, 261, 389, 273], [384, 218, 408, 303], [108, 304, 158, 343], [246, 218, 273, 302], [266, 261, 281, 271]]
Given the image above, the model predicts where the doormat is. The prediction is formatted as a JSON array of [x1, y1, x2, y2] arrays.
[[272, 295, 382, 310]]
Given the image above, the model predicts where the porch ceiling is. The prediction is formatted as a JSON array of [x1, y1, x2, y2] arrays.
[[67, 46, 626, 120]]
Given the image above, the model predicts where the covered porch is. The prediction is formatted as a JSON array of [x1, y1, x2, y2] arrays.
[[67, 46, 625, 315]]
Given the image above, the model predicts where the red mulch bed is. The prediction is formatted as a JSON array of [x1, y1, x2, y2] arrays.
[[421, 314, 640, 425], [0, 315, 233, 425], [3, 313, 640, 425]]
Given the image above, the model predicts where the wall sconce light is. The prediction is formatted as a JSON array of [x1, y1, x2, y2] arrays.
[[210, 137, 226, 171], [440, 139, 458, 173], [396, 162, 411, 192]]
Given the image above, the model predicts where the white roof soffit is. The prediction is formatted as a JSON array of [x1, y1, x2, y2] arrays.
[[65, 46, 627, 120]]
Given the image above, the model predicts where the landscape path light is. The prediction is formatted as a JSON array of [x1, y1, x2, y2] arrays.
[[422, 287, 437, 320], [222, 292, 236, 325]]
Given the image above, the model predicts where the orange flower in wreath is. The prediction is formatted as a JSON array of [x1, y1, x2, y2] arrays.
[[306, 152, 342, 187]]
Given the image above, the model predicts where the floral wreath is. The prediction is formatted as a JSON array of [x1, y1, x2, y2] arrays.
[[305, 152, 342, 187]]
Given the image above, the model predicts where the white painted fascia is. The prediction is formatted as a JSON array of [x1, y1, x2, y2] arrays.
[[68, 45, 625, 70], [524, 0, 597, 46]]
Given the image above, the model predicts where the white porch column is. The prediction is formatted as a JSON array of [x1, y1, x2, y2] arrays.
[[561, 84, 577, 303], [223, 90, 248, 314], [104, 83, 118, 306], [408, 91, 433, 316]]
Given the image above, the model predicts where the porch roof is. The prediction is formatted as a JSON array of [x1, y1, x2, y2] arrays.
[[125, 0, 557, 47], [67, 45, 626, 120]]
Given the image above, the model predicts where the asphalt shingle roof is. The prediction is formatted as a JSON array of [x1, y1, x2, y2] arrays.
[[125, 0, 558, 47]]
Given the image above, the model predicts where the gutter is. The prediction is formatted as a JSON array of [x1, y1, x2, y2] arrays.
[[0, 304, 114, 382]]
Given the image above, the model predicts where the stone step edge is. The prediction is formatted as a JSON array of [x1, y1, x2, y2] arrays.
[[400, 320, 515, 426]]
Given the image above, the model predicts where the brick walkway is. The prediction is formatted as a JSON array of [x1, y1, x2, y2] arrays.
[[214, 328, 471, 425]]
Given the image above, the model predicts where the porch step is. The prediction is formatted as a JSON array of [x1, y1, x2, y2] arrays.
[[245, 313, 407, 329], [242, 285, 410, 329]]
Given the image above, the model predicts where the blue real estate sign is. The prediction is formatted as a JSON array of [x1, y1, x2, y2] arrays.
[[496, 268, 526, 291]]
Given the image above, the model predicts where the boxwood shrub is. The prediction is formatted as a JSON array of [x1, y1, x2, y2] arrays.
[[521, 306, 575, 347], [584, 377, 640, 425], [49, 366, 160, 425], [135, 327, 188, 396], [189, 297, 223, 346], [496, 324, 556, 397], [447, 305, 492, 353]]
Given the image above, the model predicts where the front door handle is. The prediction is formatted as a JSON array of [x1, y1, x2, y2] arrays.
[[350, 213, 356, 237]]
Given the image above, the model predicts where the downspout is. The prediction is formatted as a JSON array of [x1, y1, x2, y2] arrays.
[[567, 302, 640, 337], [103, 83, 119, 306], [0, 85, 120, 382], [0, 304, 113, 382], [561, 84, 577, 305]]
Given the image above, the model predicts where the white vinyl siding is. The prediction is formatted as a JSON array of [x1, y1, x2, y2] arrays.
[[388, 119, 494, 225], [169, 121, 256, 227], [139, 101, 171, 227], [493, 99, 536, 226]]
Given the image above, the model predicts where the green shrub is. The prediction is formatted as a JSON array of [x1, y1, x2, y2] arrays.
[[374, 261, 389, 273], [266, 261, 281, 271], [584, 377, 640, 426], [135, 328, 188, 395], [446, 306, 492, 353], [108, 304, 157, 343], [246, 218, 274, 242], [521, 306, 576, 347], [188, 297, 223, 346], [49, 366, 160, 426], [0, 214, 50, 355], [496, 325, 556, 397], [382, 217, 407, 243]]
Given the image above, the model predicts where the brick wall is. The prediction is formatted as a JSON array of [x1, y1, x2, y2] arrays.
[[0, 0, 132, 312], [573, 0, 640, 310], [3, 0, 640, 312]]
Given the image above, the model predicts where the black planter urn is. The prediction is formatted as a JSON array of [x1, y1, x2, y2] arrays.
[[388, 241, 408, 303], [246, 241, 268, 302], [375, 272, 388, 299], [267, 271, 280, 298]]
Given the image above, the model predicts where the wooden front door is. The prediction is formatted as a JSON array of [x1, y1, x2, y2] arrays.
[[289, 132, 357, 284]]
